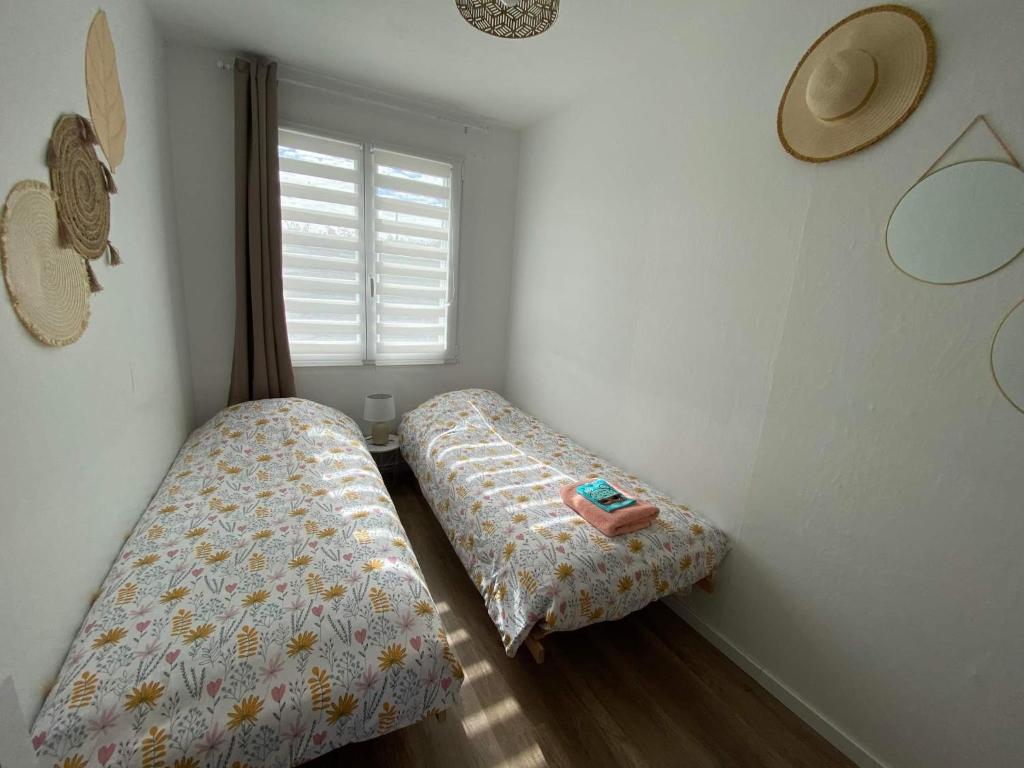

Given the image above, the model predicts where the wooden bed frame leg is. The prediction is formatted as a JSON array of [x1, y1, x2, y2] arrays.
[[524, 629, 546, 664], [434, 710, 447, 723], [697, 572, 716, 594]]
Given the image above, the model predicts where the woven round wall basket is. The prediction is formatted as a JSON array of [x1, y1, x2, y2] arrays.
[[48, 114, 114, 260], [1, 181, 90, 346]]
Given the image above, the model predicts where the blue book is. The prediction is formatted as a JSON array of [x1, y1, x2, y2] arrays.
[[576, 478, 637, 513]]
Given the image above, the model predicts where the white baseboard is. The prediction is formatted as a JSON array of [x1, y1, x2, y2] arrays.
[[663, 595, 888, 768]]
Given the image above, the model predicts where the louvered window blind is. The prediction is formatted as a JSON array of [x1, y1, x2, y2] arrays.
[[278, 128, 459, 366], [279, 129, 365, 365], [369, 148, 456, 364]]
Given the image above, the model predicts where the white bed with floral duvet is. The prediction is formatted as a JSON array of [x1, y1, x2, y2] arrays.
[[400, 389, 730, 657], [33, 398, 462, 768]]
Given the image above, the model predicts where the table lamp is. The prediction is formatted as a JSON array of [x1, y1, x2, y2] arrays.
[[364, 393, 396, 446]]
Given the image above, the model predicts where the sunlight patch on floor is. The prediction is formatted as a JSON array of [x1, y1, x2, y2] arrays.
[[457, 691, 547, 768], [461, 657, 494, 681], [460, 696, 525, 738], [446, 627, 471, 647], [499, 743, 547, 768]]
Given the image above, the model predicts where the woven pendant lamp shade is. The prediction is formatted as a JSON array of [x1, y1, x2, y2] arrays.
[[457, 0, 559, 39]]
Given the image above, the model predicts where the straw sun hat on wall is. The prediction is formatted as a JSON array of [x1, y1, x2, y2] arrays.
[[778, 4, 935, 163]]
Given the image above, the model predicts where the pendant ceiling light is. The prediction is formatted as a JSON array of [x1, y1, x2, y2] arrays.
[[456, 0, 560, 39]]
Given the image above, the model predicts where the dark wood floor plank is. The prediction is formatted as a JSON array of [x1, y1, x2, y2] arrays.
[[638, 606, 851, 767], [308, 479, 853, 768]]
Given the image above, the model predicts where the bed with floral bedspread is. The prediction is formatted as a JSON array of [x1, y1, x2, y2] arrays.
[[400, 389, 730, 657], [33, 398, 462, 768]]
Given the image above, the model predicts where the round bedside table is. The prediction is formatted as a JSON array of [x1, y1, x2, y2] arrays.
[[364, 434, 406, 480], [365, 434, 400, 454]]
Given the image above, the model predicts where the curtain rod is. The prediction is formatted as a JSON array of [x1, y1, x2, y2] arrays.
[[214, 57, 502, 133]]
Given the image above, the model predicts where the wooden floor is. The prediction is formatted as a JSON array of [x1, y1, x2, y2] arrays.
[[310, 478, 853, 768]]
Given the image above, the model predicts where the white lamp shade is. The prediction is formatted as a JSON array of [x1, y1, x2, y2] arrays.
[[363, 393, 396, 422]]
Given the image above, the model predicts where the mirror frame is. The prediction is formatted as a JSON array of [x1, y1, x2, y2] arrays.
[[886, 159, 1024, 286], [991, 297, 1024, 415]]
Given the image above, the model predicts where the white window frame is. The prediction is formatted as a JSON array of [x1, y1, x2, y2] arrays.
[[280, 121, 462, 367]]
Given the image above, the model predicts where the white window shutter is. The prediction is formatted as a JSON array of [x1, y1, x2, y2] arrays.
[[278, 128, 365, 365], [368, 148, 457, 364]]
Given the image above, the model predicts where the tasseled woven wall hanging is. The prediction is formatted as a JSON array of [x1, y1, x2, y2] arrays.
[[48, 114, 119, 292], [1, 7, 127, 344]]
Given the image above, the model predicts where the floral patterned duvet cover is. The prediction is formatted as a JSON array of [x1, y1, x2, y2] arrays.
[[33, 398, 462, 768], [400, 389, 730, 656]]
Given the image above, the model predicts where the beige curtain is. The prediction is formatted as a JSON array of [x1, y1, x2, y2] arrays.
[[228, 58, 296, 405]]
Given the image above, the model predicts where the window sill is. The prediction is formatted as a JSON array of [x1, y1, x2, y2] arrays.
[[293, 357, 459, 369]]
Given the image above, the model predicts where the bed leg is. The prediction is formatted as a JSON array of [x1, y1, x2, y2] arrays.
[[697, 572, 716, 594], [524, 630, 546, 664], [434, 710, 448, 723]]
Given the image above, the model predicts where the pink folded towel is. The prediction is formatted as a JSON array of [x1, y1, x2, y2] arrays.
[[560, 482, 659, 537]]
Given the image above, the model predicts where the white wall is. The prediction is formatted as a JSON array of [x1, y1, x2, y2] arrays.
[[0, 0, 193, 725], [167, 44, 520, 429], [505, 1, 1024, 766]]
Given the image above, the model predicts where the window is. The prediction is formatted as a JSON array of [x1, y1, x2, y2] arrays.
[[278, 127, 459, 366], [279, 130, 364, 365]]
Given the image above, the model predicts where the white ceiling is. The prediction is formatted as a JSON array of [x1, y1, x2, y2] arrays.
[[146, 0, 688, 128]]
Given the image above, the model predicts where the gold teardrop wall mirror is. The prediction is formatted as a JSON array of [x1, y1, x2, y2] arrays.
[[886, 160, 1024, 284], [992, 298, 1024, 414]]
